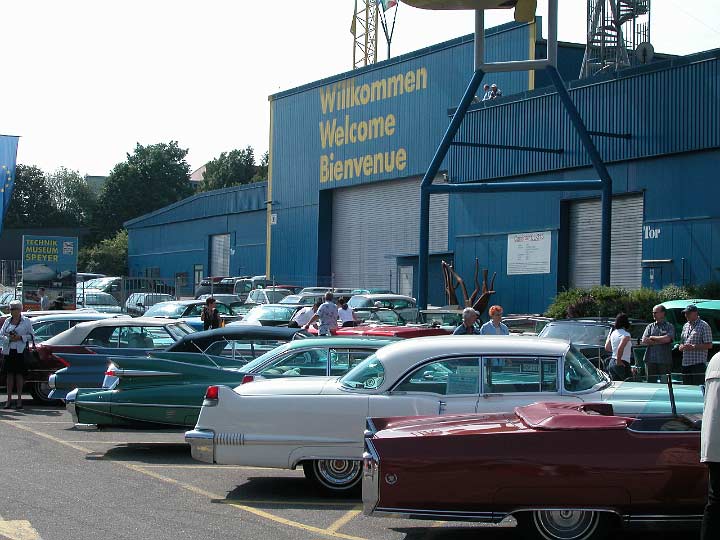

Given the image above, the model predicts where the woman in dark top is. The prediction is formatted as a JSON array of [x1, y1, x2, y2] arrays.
[[201, 297, 221, 331]]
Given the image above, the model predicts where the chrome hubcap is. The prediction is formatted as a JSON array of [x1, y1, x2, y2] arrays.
[[534, 510, 599, 540], [316, 459, 362, 488]]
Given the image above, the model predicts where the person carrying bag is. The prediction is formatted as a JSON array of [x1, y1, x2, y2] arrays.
[[2, 300, 35, 410]]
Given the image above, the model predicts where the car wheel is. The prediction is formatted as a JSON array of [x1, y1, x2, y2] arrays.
[[29, 381, 63, 406], [518, 510, 614, 540], [302, 459, 362, 495]]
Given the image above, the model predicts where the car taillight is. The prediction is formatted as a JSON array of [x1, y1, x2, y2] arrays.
[[105, 369, 117, 377], [241, 375, 255, 385], [205, 386, 219, 400]]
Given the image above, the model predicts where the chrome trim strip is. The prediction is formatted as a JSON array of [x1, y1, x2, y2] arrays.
[[75, 401, 200, 409], [65, 388, 79, 424], [290, 455, 363, 469], [48, 374, 57, 389], [112, 369, 181, 377], [373, 508, 507, 523], [624, 514, 704, 522]]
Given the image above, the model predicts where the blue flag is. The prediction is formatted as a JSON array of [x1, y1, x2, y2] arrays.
[[0, 135, 19, 228]]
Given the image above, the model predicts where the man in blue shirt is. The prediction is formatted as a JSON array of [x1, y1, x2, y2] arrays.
[[480, 305, 509, 335], [453, 307, 481, 335]]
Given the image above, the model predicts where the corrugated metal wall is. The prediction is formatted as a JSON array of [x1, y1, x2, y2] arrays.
[[127, 183, 267, 291], [448, 51, 720, 182], [268, 21, 542, 286]]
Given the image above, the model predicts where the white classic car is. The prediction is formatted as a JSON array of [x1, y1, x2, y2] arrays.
[[185, 335, 704, 494]]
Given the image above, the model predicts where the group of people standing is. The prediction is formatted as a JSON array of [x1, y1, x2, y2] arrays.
[[453, 305, 509, 335], [290, 292, 356, 334], [604, 303, 713, 385]]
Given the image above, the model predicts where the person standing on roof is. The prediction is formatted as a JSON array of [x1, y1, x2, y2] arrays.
[[480, 305, 509, 335], [304, 292, 338, 336]]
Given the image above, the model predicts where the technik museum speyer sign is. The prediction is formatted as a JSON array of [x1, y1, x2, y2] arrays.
[[22, 235, 78, 310]]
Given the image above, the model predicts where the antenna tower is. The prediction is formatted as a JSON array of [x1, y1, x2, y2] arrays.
[[352, 0, 379, 69], [580, 0, 652, 78]]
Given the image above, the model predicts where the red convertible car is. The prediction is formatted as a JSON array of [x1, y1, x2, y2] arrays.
[[363, 401, 705, 540]]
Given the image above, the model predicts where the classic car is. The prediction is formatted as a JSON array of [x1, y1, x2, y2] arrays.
[[31, 312, 129, 343], [124, 293, 175, 316], [75, 292, 123, 313], [278, 293, 325, 306], [49, 325, 307, 401], [38, 317, 194, 402], [143, 300, 240, 327], [231, 304, 301, 326], [66, 337, 392, 429], [300, 287, 354, 295], [243, 287, 293, 306], [308, 324, 451, 338], [363, 401, 705, 540], [185, 335, 704, 494], [538, 318, 648, 369]]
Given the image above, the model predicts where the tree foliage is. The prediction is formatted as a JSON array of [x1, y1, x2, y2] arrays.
[[94, 141, 192, 239], [4, 165, 60, 228], [78, 229, 128, 275], [199, 146, 266, 191], [46, 167, 98, 227]]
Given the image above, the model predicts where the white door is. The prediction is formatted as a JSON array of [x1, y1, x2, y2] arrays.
[[331, 177, 448, 289], [210, 234, 230, 277], [398, 265, 414, 297], [368, 357, 480, 417], [568, 194, 643, 289]]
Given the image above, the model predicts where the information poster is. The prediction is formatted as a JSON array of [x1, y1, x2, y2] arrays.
[[506, 231, 551, 275], [22, 236, 78, 310]]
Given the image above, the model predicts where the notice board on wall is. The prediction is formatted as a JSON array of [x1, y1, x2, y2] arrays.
[[507, 231, 551, 275]]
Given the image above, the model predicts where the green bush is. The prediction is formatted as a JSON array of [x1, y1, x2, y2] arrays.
[[546, 284, 703, 320]]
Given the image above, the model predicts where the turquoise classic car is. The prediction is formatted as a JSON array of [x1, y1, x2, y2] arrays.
[[66, 337, 395, 429]]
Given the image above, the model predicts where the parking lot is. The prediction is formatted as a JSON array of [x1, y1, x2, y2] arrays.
[[0, 400, 697, 540]]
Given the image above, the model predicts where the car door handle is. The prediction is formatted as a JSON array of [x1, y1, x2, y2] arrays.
[[482, 393, 503, 398], [438, 400, 446, 414]]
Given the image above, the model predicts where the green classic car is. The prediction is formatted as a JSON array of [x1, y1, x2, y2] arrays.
[[66, 337, 395, 429]]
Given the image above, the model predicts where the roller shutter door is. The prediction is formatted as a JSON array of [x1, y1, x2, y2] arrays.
[[569, 194, 643, 289], [209, 234, 230, 277], [331, 177, 448, 290]]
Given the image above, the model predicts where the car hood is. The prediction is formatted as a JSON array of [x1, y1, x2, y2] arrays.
[[235, 376, 337, 396], [601, 381, 704, 414]]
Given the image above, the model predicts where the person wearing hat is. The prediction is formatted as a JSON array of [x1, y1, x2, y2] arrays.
[[1, 300, 34, 409], [490, 83, 503, 99], [679, 304, 713, 385], [453, 307, 481, 335]]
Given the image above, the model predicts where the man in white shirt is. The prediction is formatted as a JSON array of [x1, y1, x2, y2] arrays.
[[290, 301, 320, 328], [304, 292, 339, 336], [702, 351, 720, 539]]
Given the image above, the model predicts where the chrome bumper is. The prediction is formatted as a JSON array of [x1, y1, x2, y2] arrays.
[[185, 429, 216, 463], [48, 373, 57, 389], [362, 435, 380, 516], [65, 388, 79, 424]]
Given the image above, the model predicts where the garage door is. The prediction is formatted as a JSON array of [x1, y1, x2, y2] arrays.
[[569, 194, 643, 289], [331, 177, 448, 290], [209, 234, 230, 277]]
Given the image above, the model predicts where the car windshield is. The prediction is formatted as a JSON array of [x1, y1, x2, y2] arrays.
[[244, 305, 297, 323], [340, 353, 385, 390], [539, 322, 610, 346], [564, 346, 607, 392], [144, 303, 188, 318], [167, 322, 195, 340]]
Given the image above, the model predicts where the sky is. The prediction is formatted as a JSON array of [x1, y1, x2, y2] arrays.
[[3, 0, 718, 176]]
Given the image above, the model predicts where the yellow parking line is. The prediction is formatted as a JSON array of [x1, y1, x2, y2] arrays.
[[63, 440, 184, 444], [0, 419, 368, 540], [325, 507, 362, 532], [1, 420, 92, 453]]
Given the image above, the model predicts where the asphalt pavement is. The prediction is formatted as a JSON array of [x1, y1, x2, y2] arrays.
[[0, 398, 699, 540]]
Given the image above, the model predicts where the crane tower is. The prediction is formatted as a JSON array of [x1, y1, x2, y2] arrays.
[[352, 1, 379, 69], [581, 0, 652, 78]]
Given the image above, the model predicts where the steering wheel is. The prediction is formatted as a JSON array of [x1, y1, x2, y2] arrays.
[[363, 377, 380, 389]]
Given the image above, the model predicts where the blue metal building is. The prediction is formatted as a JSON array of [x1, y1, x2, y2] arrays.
[[126, 183, 267, 294], [127, 17, 719, 314]]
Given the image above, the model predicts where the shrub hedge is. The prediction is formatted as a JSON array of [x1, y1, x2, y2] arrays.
[[545, 283, 719, 320]]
